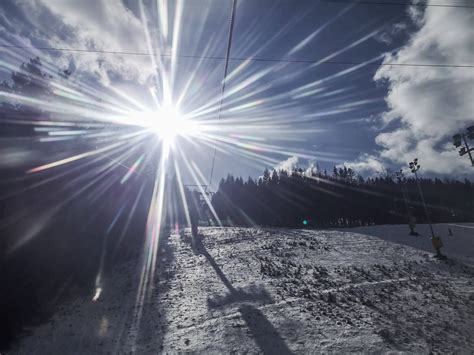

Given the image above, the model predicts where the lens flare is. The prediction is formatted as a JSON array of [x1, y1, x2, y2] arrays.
[[134, 105, 201, 148], [0, 3, 407, 351]]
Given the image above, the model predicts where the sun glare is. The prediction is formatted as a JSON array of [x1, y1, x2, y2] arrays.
[[135, 105, 200, 147]]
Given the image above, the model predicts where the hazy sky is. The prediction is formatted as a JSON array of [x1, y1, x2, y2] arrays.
[[0, 0, 473, 186]]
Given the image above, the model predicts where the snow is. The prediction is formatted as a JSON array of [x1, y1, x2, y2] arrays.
[[347, 223, 474, 265], [10, 225, 474, 353]]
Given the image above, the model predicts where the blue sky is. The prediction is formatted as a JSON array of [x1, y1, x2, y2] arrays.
[[0, 0, 473, 187]]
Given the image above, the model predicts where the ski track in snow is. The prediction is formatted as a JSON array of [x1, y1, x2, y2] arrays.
[[9, 225, 474, 354]]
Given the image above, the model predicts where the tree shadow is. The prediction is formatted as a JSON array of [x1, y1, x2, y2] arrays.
[[187, 233, 292, 354], [189, 234, 272, 308], [239, 304, 293, 355], [207, 283, 271, 308]]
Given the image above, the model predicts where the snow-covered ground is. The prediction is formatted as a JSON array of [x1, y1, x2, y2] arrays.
[[10, 225, 474, 354], [347, 223, 474, 265]]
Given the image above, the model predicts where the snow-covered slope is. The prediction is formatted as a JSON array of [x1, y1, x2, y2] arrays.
[[11, 226, 474, 354], [347, 223, 474, 265]]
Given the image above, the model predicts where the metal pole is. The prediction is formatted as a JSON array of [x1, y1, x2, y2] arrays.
[[414, 171, 435, 238], [396, 171, 412, 229], [462, 133, 474, 166], [401, 182, 410, 220]]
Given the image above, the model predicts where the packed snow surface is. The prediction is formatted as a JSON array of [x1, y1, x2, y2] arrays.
[[11, 225, 474, 353]]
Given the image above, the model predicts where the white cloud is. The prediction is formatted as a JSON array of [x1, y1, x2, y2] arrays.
[[275, 156, 299, 174], [349, 1, 474, 175], [2, 0, 156, 85], [305, 161, 317, 176], [374, 22, 407, 46], [344, 154, 385, 176]]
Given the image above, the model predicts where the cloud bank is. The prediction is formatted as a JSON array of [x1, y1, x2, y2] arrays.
[[347, 1, 474, 176]]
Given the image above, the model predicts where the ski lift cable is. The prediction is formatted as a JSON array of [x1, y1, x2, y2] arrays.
[[2, 44, 473, 68], [319, 0, 474, 8], [208, 0, 237, 188]]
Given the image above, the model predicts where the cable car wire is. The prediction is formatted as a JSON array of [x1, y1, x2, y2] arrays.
[[208, 0, 237, 188]]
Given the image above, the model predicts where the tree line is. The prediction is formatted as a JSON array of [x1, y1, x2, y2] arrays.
[[212, 166, 474, 228]]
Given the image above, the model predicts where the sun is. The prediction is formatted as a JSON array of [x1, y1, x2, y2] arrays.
[[151, 105, 185, 144], [135, 104, 200, 147]]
